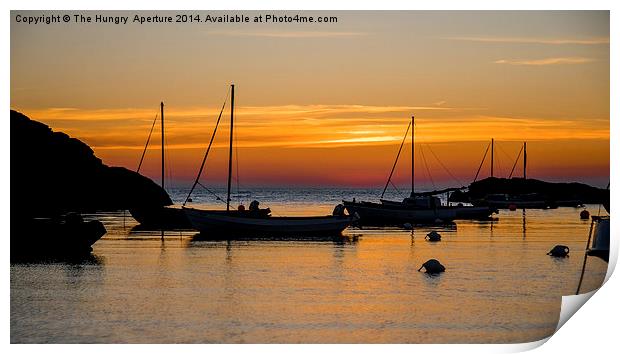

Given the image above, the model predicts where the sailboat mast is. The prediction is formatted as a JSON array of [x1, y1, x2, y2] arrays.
[[411, 115, 415, 197], [523, 141, 527, 179], [161, 101, 165, 190], [490, 138, 494, 178], [226, 84, 235, 212]]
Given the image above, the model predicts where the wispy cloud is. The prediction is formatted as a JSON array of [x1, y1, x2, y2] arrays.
[[207, 30, 366, 38], [494, 57, 595, 66], [444, 36, 609, 45], [20, 106, 608, 152]]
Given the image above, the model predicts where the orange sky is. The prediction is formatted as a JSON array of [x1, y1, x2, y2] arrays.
[[10, 11, 610, 188]]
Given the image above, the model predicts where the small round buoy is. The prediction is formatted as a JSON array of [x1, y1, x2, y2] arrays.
[[508, 204, 517, 211], [418, 259, 445, 274], [403, 222, 413, 230], [434, 218, 443, 223], [238, 204, 246, 211], [580, 209, 590, 220], [187, 197, 192, 202], [547, 245, 570, 257], [426, 231, 441, 242]]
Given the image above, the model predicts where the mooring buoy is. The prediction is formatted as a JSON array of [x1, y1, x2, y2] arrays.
[[418, 259, 446, 274], [580, 209, 590, 220], [547, 245, 570, 257], [426, 231, 441, 242]]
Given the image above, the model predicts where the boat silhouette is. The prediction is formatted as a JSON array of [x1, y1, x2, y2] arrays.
[[182, 84, 356, 237], [129, 102, 191, 228], [343, 115, 494, 225]]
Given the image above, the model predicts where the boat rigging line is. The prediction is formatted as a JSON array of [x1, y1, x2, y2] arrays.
[[424, 143, 465, 188], [183, 87, 231, 206], [419, 144, 436, 190], [234, 99, 241, 206], [381, 120, 412, 199], [164, 119, 173, 190], [473, 141, 491, 183], [136, 111, 158, 173], [195, 181, 227, 204], [508, 144, 524, 179], [389, 180, 405, 198]]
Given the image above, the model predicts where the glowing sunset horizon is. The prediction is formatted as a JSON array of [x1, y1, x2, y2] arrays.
[[11, 11, 610, 188]]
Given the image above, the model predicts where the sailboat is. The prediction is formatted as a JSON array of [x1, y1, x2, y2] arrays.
[[470, 141, 565, 209], [129, 102, 191, 228], [343, 116, 494, 225], [182, 84, 356, 236]]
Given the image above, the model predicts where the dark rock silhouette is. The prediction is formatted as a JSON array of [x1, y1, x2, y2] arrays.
[[450, 177, 608, 205], [11, 109, 172, 257], [11, 109, 172, 218]]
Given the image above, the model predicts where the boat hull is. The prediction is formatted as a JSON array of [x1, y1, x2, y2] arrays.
[[183, 207, 355, 236], [129, 205, 192, 229], [343, 200, 459, 225], [588, 216, 609, 262], [11, 215, 106, 261], [379, 199, 494, 220]]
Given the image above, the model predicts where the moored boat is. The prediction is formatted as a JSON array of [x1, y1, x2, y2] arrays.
[[129, 205, 191, 228], [184, 206, 355, 236], [343, 115, 495, 226], [128, 102, 191, 228], [587, 216, 610, 262], [182, 84, 356, 237], [343, 199, 457, 225], [12, 213, 106, 260]]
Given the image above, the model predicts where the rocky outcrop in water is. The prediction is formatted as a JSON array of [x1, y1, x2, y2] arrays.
[[11, 109, 172, 219], [450, 177, 608, 206]]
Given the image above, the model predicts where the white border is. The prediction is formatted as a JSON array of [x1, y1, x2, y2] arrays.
[[3, 1, 617, 353]]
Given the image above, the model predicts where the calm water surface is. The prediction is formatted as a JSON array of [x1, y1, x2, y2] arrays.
[[10, 189, 609, 343]]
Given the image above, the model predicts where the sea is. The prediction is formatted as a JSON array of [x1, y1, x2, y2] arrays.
[[10, 187, 609, 343]]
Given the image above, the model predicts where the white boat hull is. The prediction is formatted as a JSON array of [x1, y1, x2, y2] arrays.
[[379, 199, 494, 220], [588, 216, 609, 262], [343, 201, 457, 225], [183, 207, 355, 236]]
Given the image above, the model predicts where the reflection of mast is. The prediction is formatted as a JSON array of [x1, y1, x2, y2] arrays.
[[522, 209, 526, 239]]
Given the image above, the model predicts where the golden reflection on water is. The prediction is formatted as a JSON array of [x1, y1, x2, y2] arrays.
[[10, 204, 608, 343]]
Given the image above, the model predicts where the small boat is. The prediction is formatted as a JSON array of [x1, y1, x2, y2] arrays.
[[380, 194, 494, 220], [11, 213, 106, 260], [343, 116, 494, 225], [469, 142, 582, 209], [184, 207, 354, 236], [575, 192, 609, 294], [587, 216, 610, 262], [182, 84, 357, 236], [129, 102, 192, 228]]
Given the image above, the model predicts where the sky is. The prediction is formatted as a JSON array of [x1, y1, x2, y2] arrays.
[[10, 11, 610, 189]]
